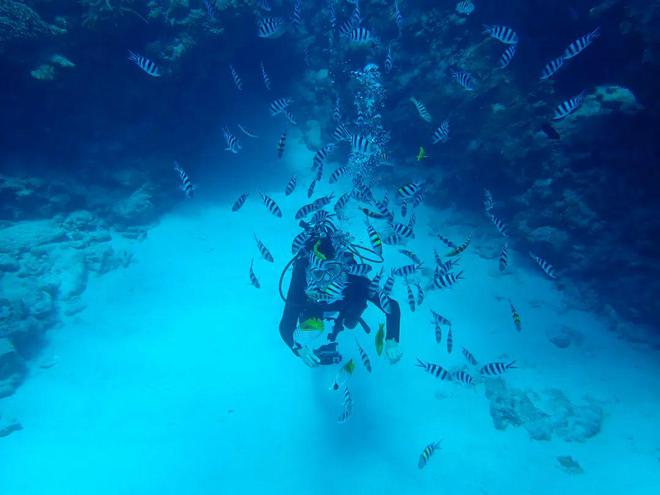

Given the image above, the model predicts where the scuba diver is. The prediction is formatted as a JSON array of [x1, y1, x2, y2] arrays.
[[278, 213, 403, 367]]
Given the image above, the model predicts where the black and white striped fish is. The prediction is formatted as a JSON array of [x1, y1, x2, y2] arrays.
[[269, 97, 292, 116], [412, 190, 425, 208], [366, 223, 383, 256], [329, 166, 347, 184], [381, 232, 401, 245], [312, 193, 334, 209], [410, 97, 432, 123], [284, 109, 297, 125], [434, 271, 463, 289], [416, 359, 450, 380], [400, 200, 408, 217], [456, 1, 475, 15], [484, 188, 494, 212], [173, 161, 194, 198], [291, 230, 308, 254], [238, 124, 258, 138], [451, 70, 476, 91], [382, 272, 395, 296], [431, 310, 451, 328], [416, 283, 425, 306], [393, 0, 403, 30], [348, 27, 375, 45], [398, 181, 424, 199], [337, 386, 353, 423], [333, 97, 341, 122], [418, 441, 441, 470], [368, 268, 384, 298], [355, 339, 372, 373], [462, 347, 478, 366], [510, 301, 522, 332], [254, 234, 274, 262], [257, 16, 286, 38], [334, 192, 351, 216], [392, 222, 414, 239], [392, 263, 419, 277], [446, 326, 453, 353], [259, 192, 283, 217], [529, 252, 557, 278], [434, 324, 442, 344], [307, 178, 316, 198], [399, 249, 421, 265], [224, 128, 242, 154], [347, 264, 372, 276], [313, 143, 334, 170], [452, 371, 474, 386], [488, 213, 509, 237], [285, 176, 296, 196], [295, 202, 318, 220], [351, 134, 371, 153], [553, 93, 584, 120], [406, 283, 416, 312], [328, 3, 336, 29], [128, 50, 161, 77], [232, 192, 249, 212], [499, 243, 508, 272], [480, 361, 516, 377], [204, 0, 217, 19], [483, 25, 519, 44], [563, 27, 600, 60], [432, 120, 450, 144], [540, 56, 565, 80], [379, 290, 392, 314], [277, 131, 287, 158], [500, 44, 517, 68], [291, 0, 302, 30], [260, 60, 271, 90], [229, 65, 243, 91], [384, 43, 393, 73], [249, 259, 260, 288], [333, 124, 352, 142]]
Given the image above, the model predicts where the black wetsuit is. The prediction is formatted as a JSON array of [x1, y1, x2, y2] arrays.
[[279, 245, 401, 364]]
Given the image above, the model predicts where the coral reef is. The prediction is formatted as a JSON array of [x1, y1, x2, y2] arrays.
[[485, 379, 604, 442], [0, 1, 65, 46]]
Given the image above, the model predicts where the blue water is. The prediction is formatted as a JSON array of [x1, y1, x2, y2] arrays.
[[1, 1, 659, 494]]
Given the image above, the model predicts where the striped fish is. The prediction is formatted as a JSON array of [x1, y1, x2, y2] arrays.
[[329, 166, 347, 184], [269, 97, 292, 116], [334, 192, 351, 216], [368, 268, 384, 298], [384, 43, 393, 73], [348, 27, 375, 45], [128, 50, 161, 77], [510, 301, 522, 332], [400, 200, 408, 217], [291, 0, 302, 29], [260, 60, 271, 90], [238, 124, 258, 138], [484, 188, 494, 212], [257, 16, 286, 38], [307, 179, 316, 198], [462, 347, 478, 366], [285, 176, 296, 196], [382, 272, 395, 296], [204, 0, 217, 19], [173, 161, 194, 198], [529, 252, 557, 278], [366, 223, 383, 256], [347, 264, 372, 276], [392, 263, 419, 277], [249, 259, 260, 288], [229, 65, 243, 91], [406, 283, 416, 312], [434, 271, 463, 289], [418, 441, 442, 470], [412, 190, 425, 208], [480, 361, 516, 377], [381, 232, 401, 245], [337, 386, 353, 423], [483, 25, 519, 44], [312, 193, 334, 209], [333, 97, 341, 122], [277, 131, 287, 158], [379, 290, 392, 314], [416, 359, 450, 380], [432, 120, 450, 144], [223, 128, 242, 153], [232, 192, 249, 212], [295, 202, 318, 220], [259, 192, 282, 217], [351, 134, 371, 153], [322, 280, 346, 303], [333, 123, 352, 142], [540, 56, 565, 80], [410, 97, 432, 123], [416, 283, 425, 306], [399, 249, 421, 264], [500, 44, 517, 68], [488, 213, 509, 237], [355, 339, 372, 373], [446, 326, 453, 354], [254, 234, 274, 262], [284, 109, 297, 125], [328, 3, 336, 29], [446, 236, 471, 257], [451, 70, 476, 91], [553, 93, 584, 120], [563, 27, 600, 60], [434, 324, 442, 344], [313, 144, 334, 169], [499, 243, 508, 272], [430, 310, 451, 327], [393, 0, 403, 30], [456, 1, 475, 15], [392, 222, 414, 239], [452, 371, 474, 386], [397, 181, 424, 199], [291, 230, 308, 254]]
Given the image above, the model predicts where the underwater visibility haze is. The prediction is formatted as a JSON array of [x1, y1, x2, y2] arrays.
[[1, 0, 660, 493]]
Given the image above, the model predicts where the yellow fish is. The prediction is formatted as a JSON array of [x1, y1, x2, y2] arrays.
[[416, 146, 427, 161], [375, 323, 385, 356], [300, 318, 324, 332]]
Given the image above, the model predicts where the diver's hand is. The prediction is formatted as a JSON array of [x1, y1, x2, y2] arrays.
[[385, 339, 403, 364], [296, 345, 321, 368]]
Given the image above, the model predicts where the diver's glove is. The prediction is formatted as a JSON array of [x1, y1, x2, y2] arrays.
[[293, 344, 321, 368], [384, 339, 403, 364]]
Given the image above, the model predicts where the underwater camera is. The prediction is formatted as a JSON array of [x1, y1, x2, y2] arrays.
[[313, 342, 342, 365]]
